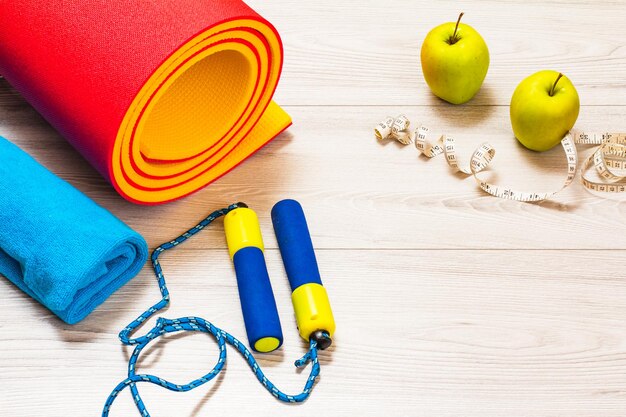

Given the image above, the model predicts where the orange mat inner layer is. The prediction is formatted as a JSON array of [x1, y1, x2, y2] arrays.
[[0, 1, 291, 204]]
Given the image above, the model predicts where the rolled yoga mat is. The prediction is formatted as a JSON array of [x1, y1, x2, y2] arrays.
[[0, 0, 291, 204], [0, 138, 148, 324]]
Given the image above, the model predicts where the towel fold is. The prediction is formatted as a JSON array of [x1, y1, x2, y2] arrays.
[[0, 137, 148, 324]]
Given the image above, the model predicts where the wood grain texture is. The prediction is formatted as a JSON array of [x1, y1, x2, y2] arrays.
[[3, 250, 626, 417], [251, 0, 626, 106], [2, 0, 626, 416], [2, 84, 626, 250]]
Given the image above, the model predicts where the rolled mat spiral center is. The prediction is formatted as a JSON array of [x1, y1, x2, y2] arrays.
[[0, 0, 291, 204]]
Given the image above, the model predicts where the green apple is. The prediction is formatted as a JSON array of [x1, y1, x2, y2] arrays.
[[421, 13, 490, 104], [510, 70, 580, 152]]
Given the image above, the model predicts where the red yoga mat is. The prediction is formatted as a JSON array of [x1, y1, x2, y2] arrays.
[[0, 0, 291, 204]]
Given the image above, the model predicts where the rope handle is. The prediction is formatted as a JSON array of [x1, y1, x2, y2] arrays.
[[103, 203, 325, 417]]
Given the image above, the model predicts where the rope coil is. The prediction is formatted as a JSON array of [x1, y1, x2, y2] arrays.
[[103, 203, 325, 417]]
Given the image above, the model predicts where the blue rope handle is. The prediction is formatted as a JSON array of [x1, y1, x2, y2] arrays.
[[102, 203, 324, 417]]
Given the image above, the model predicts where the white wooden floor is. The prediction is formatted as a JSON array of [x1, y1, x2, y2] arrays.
[[2, 1, 626, 416]]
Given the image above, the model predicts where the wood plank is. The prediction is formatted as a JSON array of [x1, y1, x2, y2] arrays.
[[2, 249, 626, 416], [246, 0, 626, 106], [1, 1, 626, 416], [1, 85, 625, 249]]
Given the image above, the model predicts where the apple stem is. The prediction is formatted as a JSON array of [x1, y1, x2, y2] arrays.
[[549, 72, 564, 97], [448, 12, 465, 45]]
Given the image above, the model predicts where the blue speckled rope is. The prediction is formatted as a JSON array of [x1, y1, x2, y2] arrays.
[[102, 203, 324, 417]]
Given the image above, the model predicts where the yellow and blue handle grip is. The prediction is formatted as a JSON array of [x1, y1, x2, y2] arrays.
[[272, 199, 336, 350], [224, 205, 283, 353]]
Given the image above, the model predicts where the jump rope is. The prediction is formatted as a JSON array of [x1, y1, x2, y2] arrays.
[[102, 200, 335, 416]]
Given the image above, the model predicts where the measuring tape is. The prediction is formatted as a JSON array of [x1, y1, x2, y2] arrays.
[[375, 115, 626, 201]]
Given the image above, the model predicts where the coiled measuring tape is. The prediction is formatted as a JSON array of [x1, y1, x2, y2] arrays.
[[375, 115, 626, 201]]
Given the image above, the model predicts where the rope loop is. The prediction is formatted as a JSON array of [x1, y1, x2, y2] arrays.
[[103, 203, 323, 417]]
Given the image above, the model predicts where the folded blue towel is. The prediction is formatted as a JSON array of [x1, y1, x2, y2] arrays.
[[0, 137, 148, 324]]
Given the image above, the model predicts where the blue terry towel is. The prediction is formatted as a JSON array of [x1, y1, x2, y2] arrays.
[[0, 137, 148, 324]]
